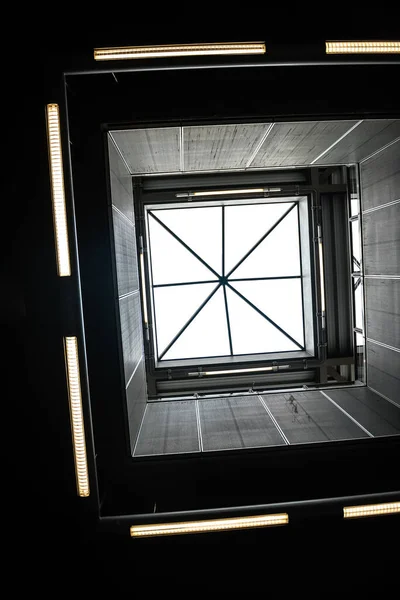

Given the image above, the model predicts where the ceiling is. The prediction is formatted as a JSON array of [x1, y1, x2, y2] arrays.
[[110, 119, 400, 176]]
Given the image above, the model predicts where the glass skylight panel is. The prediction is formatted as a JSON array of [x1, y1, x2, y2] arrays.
[[162, 286, 230, 360], [226, 287, 299, 354], [224, 203, 293, 274], [232, 279, 304, 347], [147, 199, 305, 362], [154, 206, 222, 274], [233, 206, 300, 279], [154, 283, 219, 357], [354, 279, 363, 330], [351, 219, 361, 269], [148, 215, 217, 284]]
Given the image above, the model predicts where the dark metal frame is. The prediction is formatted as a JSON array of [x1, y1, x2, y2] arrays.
[[348, 164, 367, 383], [47, 48, 400, 529], [145, 199, 305, 364]]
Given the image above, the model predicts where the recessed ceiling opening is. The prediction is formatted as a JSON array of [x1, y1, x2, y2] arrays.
[[106, 118, 400, 458], [146, 199, 307, 363]]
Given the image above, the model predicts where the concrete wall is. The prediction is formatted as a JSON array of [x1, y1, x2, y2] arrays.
[[108, 137, 147, 452], [360, 139, 400, 407]]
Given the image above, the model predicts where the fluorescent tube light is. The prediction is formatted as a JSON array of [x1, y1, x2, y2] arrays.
[[175, 187, 281, 198], [94, 42, 266, 61], [46, 104, 71, 277], [343, 501, 400, 519], [140, 253, 149, 324], [64, 337, 90, 497], [326, 41, 400, 54], [317, 225, 326, 323], [188, 366, 290, 376], [130, 513, 288, 537], [193, 188, 264, 197], [318, 241, 325, 312], [204, 366, 273, 375]]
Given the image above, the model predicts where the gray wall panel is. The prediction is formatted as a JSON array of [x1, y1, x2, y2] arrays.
[[292, 391, 369, 440], [108, 138, 135, 222], [112, 208, 139, 296], [109, 136, 148, 453], [108, 139, 132, 192], [111, 128, 181, 174], [119, 293, 144, 384], [363, 203, 400, 276], [262, 393, 330, 444], [199, 396, 285, 451], [134, 400, 200, 456], [324, 388, 400, 436], [360, 139, 400, 211], [263, 391, 368, 442], [316, 120, 400, 165], [126, 359, 147, 453], [367, 342, 400, 406], [184, 123, 269, 171], [366, 279, 400, 349], [251, 121, 357, 167]]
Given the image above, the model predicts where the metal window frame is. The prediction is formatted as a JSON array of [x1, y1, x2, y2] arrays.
[[347, 163, 367, 384], [142, 195, 308, 368]]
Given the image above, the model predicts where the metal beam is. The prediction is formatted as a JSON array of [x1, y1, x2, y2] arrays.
[[229, 275, 301, 282], [153, 279, 218, 288], [223, 285, 233, 355], [327, 366, 348, 382]]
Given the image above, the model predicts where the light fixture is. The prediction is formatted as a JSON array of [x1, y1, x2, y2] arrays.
[[326, 41, 400, 54], [130, 512, 289, 537], [343, 501, 400, 519], [94, 42, 266, 61], [64, 337, 90, 497], [317, 225, 326, 327], [140, 253, 149, 325], [46, 104, 71, 277], [139, 237, 149, 325], [175, 187, 281, 198], [188, 365, 290, 376], [193, 188, 264, 197]]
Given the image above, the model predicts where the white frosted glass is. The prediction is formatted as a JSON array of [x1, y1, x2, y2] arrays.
[[154, 283, 219, 357], [162, 286, 230, 359], [148, 214, 216, 284]]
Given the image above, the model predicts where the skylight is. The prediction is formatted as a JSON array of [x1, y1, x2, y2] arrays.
[[146, 201, 305, 362]]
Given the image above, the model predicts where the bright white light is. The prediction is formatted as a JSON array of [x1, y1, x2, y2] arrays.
[[148, 216, 214, 284], [233, 279, 304, 347], [343, 501, 400, 519], [193, 188, 264, 197], [233, 207, 300, 278], [140, 253, 149, 324], [351, 220, 361, 265], [318, 240, 325, 313], [203, 366, 285, 375], [153, 206, 222, 273], [64, 337, 90, 497], [354, 280, 363, 330], [326, 41, 400, 54], [94, 42, 266, 61], [46, 104, 71, 277], [226, 286, 298, 354], [130, 513, 288, 537], [148, 202, 304, 361], [225, 203, 294, 274], [154, 283, 217, 356], [162, 287, 230, 360]]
